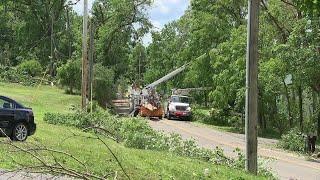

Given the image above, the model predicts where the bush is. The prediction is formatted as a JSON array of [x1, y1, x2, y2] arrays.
[[57, 59, 81, 94], [192, 108, 210, 122], [278, 128, 305, 152], [0, 65, 48, 86], [17, 59, 42, 77], [193, 108, 231, 126], [192, 108, 244, 132], [210, 108, 231, 126], [93, 64, 116, 107]]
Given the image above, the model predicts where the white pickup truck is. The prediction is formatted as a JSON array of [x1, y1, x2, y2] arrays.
[[165, 95, 192, 120]]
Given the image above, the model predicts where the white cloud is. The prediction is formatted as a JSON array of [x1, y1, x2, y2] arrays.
[[155, 0, 171, 14], [153, 0, 187, 15]]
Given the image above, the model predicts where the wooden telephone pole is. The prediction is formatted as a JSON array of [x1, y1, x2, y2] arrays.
[[81, 0, 89, 109], [245, 0, 259, 174]]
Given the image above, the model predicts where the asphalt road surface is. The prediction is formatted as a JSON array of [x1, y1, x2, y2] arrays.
[[149, 119, 320, 180]]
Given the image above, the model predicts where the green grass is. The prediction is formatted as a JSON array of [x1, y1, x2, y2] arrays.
[[192, 108, 281, 140], [193, 121, 242, 133], [0, 82, 267, 179]]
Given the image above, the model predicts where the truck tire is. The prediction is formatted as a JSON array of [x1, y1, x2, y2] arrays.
[[133, 109, 139, 117], [167, 112, 172, 120]]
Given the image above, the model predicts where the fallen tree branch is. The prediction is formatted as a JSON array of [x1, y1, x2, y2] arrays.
[[0, 127, 130, 179]]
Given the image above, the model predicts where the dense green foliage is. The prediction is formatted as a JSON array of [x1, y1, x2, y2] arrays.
[[0, 65, 47, 86], [278, 128, 305, 152], [93, 63, 116, 106], [57, 58, 81, 94], [17, 59, 42, 77], [0, 1, 81, 66]]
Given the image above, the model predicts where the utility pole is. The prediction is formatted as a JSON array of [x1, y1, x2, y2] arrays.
[[81, 0, 89, 109], [245, 0, 259, 174], [88, 21, 95, 113]]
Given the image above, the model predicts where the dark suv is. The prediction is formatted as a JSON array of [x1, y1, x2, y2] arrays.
[[0, 96, 36, 141]]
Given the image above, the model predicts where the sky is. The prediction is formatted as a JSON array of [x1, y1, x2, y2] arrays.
[[72, 0, 190, 44]]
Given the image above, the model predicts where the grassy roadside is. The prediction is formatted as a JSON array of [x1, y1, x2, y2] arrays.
[[192, 109, 320, 158], [0, 82, 267, 179], [192, 108, 281, 140]]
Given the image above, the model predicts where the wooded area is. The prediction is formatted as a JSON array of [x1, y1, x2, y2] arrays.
[[0, 0, 320, 137]]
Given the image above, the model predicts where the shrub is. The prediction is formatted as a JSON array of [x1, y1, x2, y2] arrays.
[[193, 107, 243, 129], [94, 63, 116, 107], [278, 128, 305, 152], [57, 59, 81, 94], [17, 59, 42, 77], [0, 65, 48, 86], [192, 108, 210, 122], [210, 108, 230, 126], [193, 108, 230, 126]]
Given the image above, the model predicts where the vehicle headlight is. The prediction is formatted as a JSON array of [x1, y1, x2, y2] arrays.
[[187, 107, 191, 111]]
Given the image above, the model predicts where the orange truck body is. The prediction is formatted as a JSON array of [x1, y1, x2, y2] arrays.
[[139, 105, 164, 118]]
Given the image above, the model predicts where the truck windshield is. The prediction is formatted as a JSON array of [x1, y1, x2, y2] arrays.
[[171, 96, 189, 103]]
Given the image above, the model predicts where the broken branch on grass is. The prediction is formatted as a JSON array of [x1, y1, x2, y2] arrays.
[[0, 127, 130, 180]]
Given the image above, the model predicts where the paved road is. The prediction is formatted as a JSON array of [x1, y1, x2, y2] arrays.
[[0, 170, 67, 180], [149, 119, 320, 180]]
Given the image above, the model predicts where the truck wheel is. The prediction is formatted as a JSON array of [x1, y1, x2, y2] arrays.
[[133, 109, 139, 117], [185, 116, 191, 121]]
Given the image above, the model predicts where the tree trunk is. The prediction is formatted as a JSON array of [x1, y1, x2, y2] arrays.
[[291, 88, 296, 126], [283, 81, 293, 128], [66, 7, 72, 59], [70, 86, 73, 95], [318, 93, 320, 137], [204, 90, 208, 107], [258, 93, 265, 130], [312, 91, 317, 114], [298, 85, 304, 131], [318, 110, 320, 137]]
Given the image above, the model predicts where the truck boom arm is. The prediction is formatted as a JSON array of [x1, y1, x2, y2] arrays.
[[144, 64, 188, 89], [144, 53, 208, 89]]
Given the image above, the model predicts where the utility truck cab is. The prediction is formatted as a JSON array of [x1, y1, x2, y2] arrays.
[[166, 95, 192, 120]]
